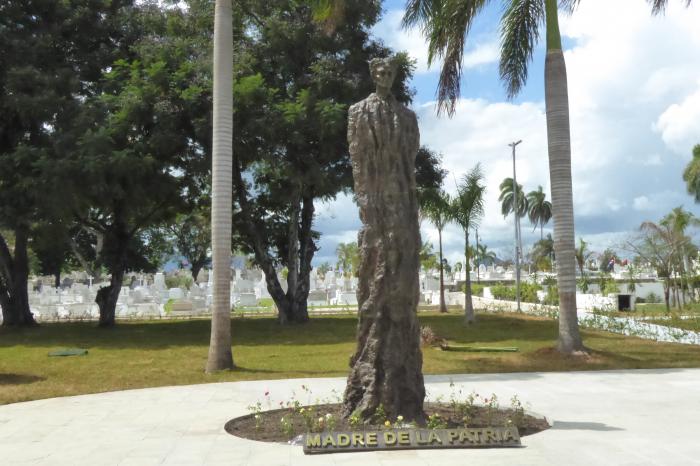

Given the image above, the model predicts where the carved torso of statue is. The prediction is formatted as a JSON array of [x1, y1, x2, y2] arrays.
[[343, 57, 425, 423]]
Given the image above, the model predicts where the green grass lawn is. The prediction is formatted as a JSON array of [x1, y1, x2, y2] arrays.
[[648, 316, 700, 332], [2, 311, 700, 405], [635, 302, 700, 315]]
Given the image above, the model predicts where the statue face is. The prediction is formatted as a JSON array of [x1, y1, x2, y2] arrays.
[[371, 62, 396, 89]]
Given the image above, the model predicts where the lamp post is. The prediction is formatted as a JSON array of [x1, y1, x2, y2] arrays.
[[509, 140, 522, 312]]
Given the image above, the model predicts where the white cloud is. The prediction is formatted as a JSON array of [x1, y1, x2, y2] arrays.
[[313, 0, 700, 266], [655, 84, 700, 155], [633, 196, 651, 211]]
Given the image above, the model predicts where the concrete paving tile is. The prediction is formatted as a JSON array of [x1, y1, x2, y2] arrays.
[[2, 370, 700, 465]]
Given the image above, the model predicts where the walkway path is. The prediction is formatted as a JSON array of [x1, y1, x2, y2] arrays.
[[1, 369, 699, 465]]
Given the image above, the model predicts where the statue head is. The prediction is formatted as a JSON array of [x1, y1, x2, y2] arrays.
[[369, 56, 398, 97]]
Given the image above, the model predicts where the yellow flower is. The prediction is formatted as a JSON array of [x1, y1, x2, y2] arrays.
[[384, 420, 391, 427], [397, 415, 404, 422]]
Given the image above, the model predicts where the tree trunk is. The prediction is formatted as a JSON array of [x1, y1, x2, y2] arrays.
[[54, 271, 61, 289], [281, 198, 302, 325], [463, 231, 475, 324], [233, 154, 314, 325], [0, 283, 11, 324], [206, 0, 235, 372], [663, 280, 670, 313], [290, 194, 315, 323], [191, 259, 204, 283], [0, 225, 37, 326], [545, 0, 584, 354], [438, 228, 447, 313], [95, 266, 125, 327]]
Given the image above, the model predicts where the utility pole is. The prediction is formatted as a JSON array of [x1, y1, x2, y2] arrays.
[[475, 228, 480, 284], [509, 140, 522, 312]]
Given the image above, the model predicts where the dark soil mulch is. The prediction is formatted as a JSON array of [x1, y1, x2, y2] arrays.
[[225, 402, 550, 443]]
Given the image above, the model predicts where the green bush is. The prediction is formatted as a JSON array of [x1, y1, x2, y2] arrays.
[[463, 283, 484, 297], [544, 285, 559, 306], [645, 292, 662, 304], [490, 282, 541, 304], [164, 298, 175, 315], [165, 274, 193, 290]]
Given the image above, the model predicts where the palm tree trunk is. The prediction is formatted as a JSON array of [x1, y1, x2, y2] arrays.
[[464, 230, 475, 324], [438, 228, 447, 313], [545, 0, 584, 354], [206, 0, 234, 372]]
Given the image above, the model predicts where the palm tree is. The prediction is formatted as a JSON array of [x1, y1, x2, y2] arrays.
[[206, 0, 235, 372], [403, 0, 584, 353], [682, 145, 700, 202], [450, 164, 485, 324], [335, 242, 359, 277], [420, 188, 452, 312], [527, 186, 553, 239], [499, 177, 527, 268], [660, 206, 697, 306], [530, 233, 554, 271], [476, 243, 497, 266], [574, 237, 593, 276], [499, 177, 528, 218]]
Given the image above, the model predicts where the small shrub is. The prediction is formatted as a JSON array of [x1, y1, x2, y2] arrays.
[[464, 283, 484, 297], [420, 326, 442, 346], [165, 274, 193, 290], [280, 414, 294, 437], [507, 395, 526, 428], [645, 292, 662, 304], [426, 412, 448, 429], [544, 285, 559, 306], [491, 282, 541, 303], [483, 394, 499, 426]]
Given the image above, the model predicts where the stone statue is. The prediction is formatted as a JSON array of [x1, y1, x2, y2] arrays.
[[342, 57, 425, 423]]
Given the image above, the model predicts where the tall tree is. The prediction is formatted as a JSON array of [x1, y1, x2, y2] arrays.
[[476, 243, 497, 266], [660, 206, 697, 307], [625, 220, 683, 312], [403, 0, 585, 353], [682, 145, 700, 202], [230, 1, 419, 325], [61, 3, 212, 327], [335, 242, 360, 277], [170, 208, 211, 282], [527, 185, 553, 239], [0, 0, 134, 326], [574, 238, 593, 276], [499, 177, 527, 268], [450, 164, 485, 324], [499, 177, 529, 218], [420, 188, 452, 312], [208, 0, 235, 371]]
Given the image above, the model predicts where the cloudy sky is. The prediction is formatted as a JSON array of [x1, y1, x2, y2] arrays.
[[312, 0, 700, 267]]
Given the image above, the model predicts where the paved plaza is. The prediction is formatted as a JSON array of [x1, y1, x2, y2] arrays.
[[1, 369, 699, 465]]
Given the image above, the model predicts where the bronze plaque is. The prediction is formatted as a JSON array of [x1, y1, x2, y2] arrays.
[[303, 427, 521, 454]]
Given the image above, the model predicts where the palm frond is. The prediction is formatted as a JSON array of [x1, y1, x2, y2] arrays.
[[403, 0, 488, 116], [499, 0, 544, 100], [648, 0, 694, 16], [558, 0, 582, 14], [402, 0, 440, 31]]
